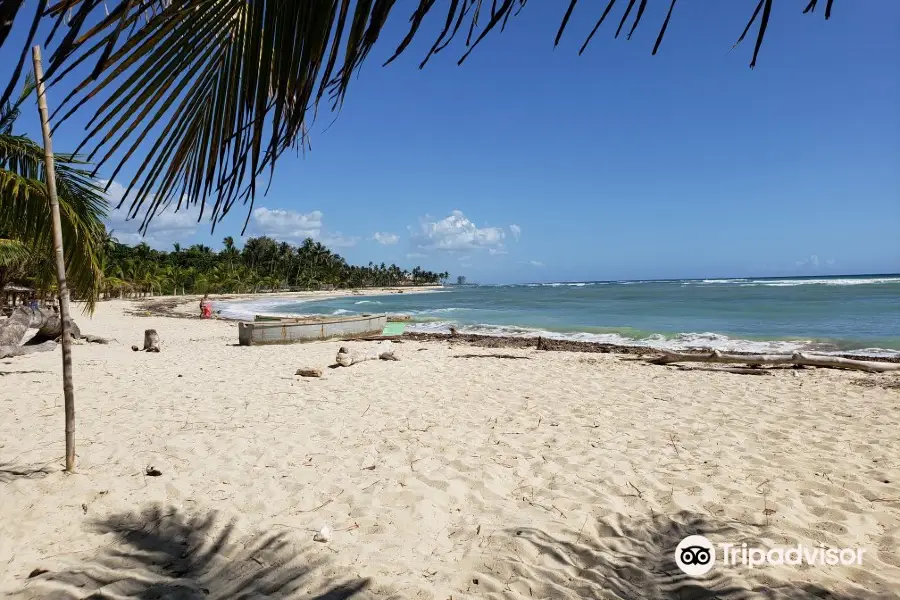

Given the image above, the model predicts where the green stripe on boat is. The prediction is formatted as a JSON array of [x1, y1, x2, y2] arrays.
[[381, 322, 406, 336]]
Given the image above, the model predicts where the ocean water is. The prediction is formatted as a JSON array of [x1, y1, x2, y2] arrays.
[[218, 275, 900, 357]]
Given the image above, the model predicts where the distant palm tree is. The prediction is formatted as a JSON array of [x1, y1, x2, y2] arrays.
[[0, 77, 106, 310], [0, 1, 836, 234]]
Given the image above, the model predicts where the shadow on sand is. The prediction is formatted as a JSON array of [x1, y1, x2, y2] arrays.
[[479, 511, 891, 599], [14, 503, 370, 599], [11, 505, 893, 599], [0, 460, 57, 484]]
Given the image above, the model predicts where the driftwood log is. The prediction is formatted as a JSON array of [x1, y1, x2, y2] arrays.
[[132, 329, 160, 352], [0, 307, 106, 358], [648, 349, 900, 373], [296, 367, 323, 378], [0, 307, 35, 351], [31, 312, 81, 343], [0, 340, 58, 359], [335, 343, 397, 367], [0, 306, 110, 353]]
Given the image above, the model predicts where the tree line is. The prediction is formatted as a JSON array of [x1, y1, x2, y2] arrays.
[[100, 233, 450, 298]]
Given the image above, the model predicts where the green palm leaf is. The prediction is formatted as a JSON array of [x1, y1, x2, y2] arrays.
[[0, 237, 29, 267], [0, 99, 107, 312]]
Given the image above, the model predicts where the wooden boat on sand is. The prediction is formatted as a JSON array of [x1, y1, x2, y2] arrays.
[[239, 314, 388, 345]]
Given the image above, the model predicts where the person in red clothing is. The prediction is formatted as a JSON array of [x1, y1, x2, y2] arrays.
[[200, 294, 212, 319]]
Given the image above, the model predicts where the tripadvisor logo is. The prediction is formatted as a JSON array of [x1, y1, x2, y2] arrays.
[[675, 535, 716, 576], [675, 535, 866, 577]]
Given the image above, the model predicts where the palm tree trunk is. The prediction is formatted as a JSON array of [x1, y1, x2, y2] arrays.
[[33, 46, 77, 473]]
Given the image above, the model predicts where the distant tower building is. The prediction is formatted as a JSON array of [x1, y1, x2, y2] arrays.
[[457, 276, 466, 286]]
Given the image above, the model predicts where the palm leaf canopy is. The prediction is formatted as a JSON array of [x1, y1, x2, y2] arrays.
[[0, 0, 835, 235], [0, 77, 107, 312]]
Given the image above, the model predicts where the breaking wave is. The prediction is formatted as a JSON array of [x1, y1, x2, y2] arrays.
[[406, 322, 900, 358]]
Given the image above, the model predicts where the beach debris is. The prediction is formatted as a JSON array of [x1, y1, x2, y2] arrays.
[[27, 568, 49, 579], [295, 367, 323, 377], [313, 524, 332, 542], [145, 466, 162, 477], [453, 353, 530, 360], [0, 306, 108, 358], [647, 349, 900, 373], [675, 365, 773, 376], [335, 342, 397, 366], [852, 377, 900, 390], [133, 329, 161, 352], [449, 326, 458, 337]]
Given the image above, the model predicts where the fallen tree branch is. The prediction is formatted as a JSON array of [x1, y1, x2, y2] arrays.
[[648, 350, 900, 373], [335, 342, 397, 367], [0, 307, 103, 357]]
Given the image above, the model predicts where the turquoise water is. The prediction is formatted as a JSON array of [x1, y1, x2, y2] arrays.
[[220, 275, 900, 356]]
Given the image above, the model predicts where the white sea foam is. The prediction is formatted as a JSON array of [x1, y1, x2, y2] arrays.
[[354, 300, 382, 305], [403, 307, 464, 315], [698, 279, 751, 284], [215, 297, 308, 320], [740, 277, 900, 287], [523, 277, 900, 288], [406, 322, 900, 358]]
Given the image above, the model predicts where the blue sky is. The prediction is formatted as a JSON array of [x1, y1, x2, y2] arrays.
[[5, 2, 899, 283]]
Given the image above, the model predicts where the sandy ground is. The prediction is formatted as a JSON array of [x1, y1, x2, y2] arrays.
[[1, 300, 899, 599]]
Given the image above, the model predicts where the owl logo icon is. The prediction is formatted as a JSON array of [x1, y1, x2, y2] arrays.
[[675, 535, 716, 576]]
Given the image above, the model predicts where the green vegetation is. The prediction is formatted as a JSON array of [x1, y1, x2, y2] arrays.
[[0, 78, 106, 311], [101, 235, 449, 298]]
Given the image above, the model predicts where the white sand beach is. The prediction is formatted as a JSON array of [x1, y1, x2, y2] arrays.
[[1, 299, 899, 599]]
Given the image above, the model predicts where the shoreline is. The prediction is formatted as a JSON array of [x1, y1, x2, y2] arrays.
[[126, 294, 900, 363], [402, 332, 900, 363], [121, 285, 443, 319]]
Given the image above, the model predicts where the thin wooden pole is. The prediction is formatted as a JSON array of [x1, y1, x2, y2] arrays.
[[32, 45, 77, 473]]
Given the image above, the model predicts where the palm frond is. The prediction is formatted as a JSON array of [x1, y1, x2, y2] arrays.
[[0, 121, 107, 312], [0, 237, 30, 267], [0, 0, 837, 236]]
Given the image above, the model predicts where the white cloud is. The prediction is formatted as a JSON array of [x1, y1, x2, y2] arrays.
[[488, 248, 508, 255], [406, 252, 427, 259], [529, 260, 544, 267], [795, 255, 835, 270], [103, 180, 207, 249], [320, 233, 360, 248], [794, 254, 837, 271], [795, 254, 820, 268], [250, 207, 357, 247], [509, 224, 521, 241], [412, 210, 506, 252], [373, 232, 399, 245], [252, 207, 323, 240]]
